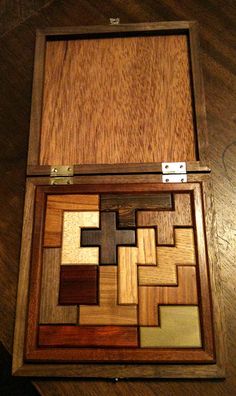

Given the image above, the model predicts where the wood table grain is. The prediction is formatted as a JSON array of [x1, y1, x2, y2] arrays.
[[0, 0, 235, 395]]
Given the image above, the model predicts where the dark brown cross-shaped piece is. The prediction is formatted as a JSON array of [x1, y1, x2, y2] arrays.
[[81, 212, 135, 264]]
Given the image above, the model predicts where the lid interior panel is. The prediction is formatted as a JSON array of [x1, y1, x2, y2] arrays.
[[39, 33, 198, 166]]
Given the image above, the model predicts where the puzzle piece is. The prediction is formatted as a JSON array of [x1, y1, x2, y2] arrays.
[[61, 211, 99, 265], [44, 194, 99, 247], [59, 265, 98, 305], [79, 266, 137, 325], [118, 228, 156, 304], [140, 306, 202, 347], [139, 266, 198, 326], [137, 193, 192, 244], [138, 228, 196, 285], [39, 249, 77, 324], [81, 212, 135, 264], [101, 193, 172, 227], [38, 325, 138, 347]]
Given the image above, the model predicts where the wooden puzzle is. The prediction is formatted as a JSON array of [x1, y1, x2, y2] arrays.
[[24, 182, 215, 363], [12, 22, 225, 378]]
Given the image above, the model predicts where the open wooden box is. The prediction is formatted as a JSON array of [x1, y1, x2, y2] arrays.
[[13, 21, 225, 378]]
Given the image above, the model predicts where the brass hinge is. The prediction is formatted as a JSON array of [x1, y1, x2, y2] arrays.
[[161, 162, 187, 183], [50, 177, 73, 185], [50, 165, 74, 185], [50, 165, 74, 177]]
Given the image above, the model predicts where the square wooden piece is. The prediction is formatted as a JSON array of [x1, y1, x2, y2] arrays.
[[59, 265, 98, 305]]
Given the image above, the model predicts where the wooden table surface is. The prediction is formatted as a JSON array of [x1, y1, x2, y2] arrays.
[[0, 1, 235, 395]]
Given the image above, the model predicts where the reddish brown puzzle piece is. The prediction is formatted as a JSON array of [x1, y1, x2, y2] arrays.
[[59, 265, 98, 305], [38, 325, 138, 347]]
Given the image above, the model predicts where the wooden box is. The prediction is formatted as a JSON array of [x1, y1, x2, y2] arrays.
[[13, 21, 225, 378]]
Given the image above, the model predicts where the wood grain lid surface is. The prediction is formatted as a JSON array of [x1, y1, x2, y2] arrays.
[[39, 33, 197, 166]]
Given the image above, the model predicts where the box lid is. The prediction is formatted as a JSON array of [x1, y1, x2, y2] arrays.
[[27, 21, 210, 176]]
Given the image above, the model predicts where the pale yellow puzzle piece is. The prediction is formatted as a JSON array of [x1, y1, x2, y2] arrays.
[[61, 211, 99, 264], [140, 306, 202, 347]]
